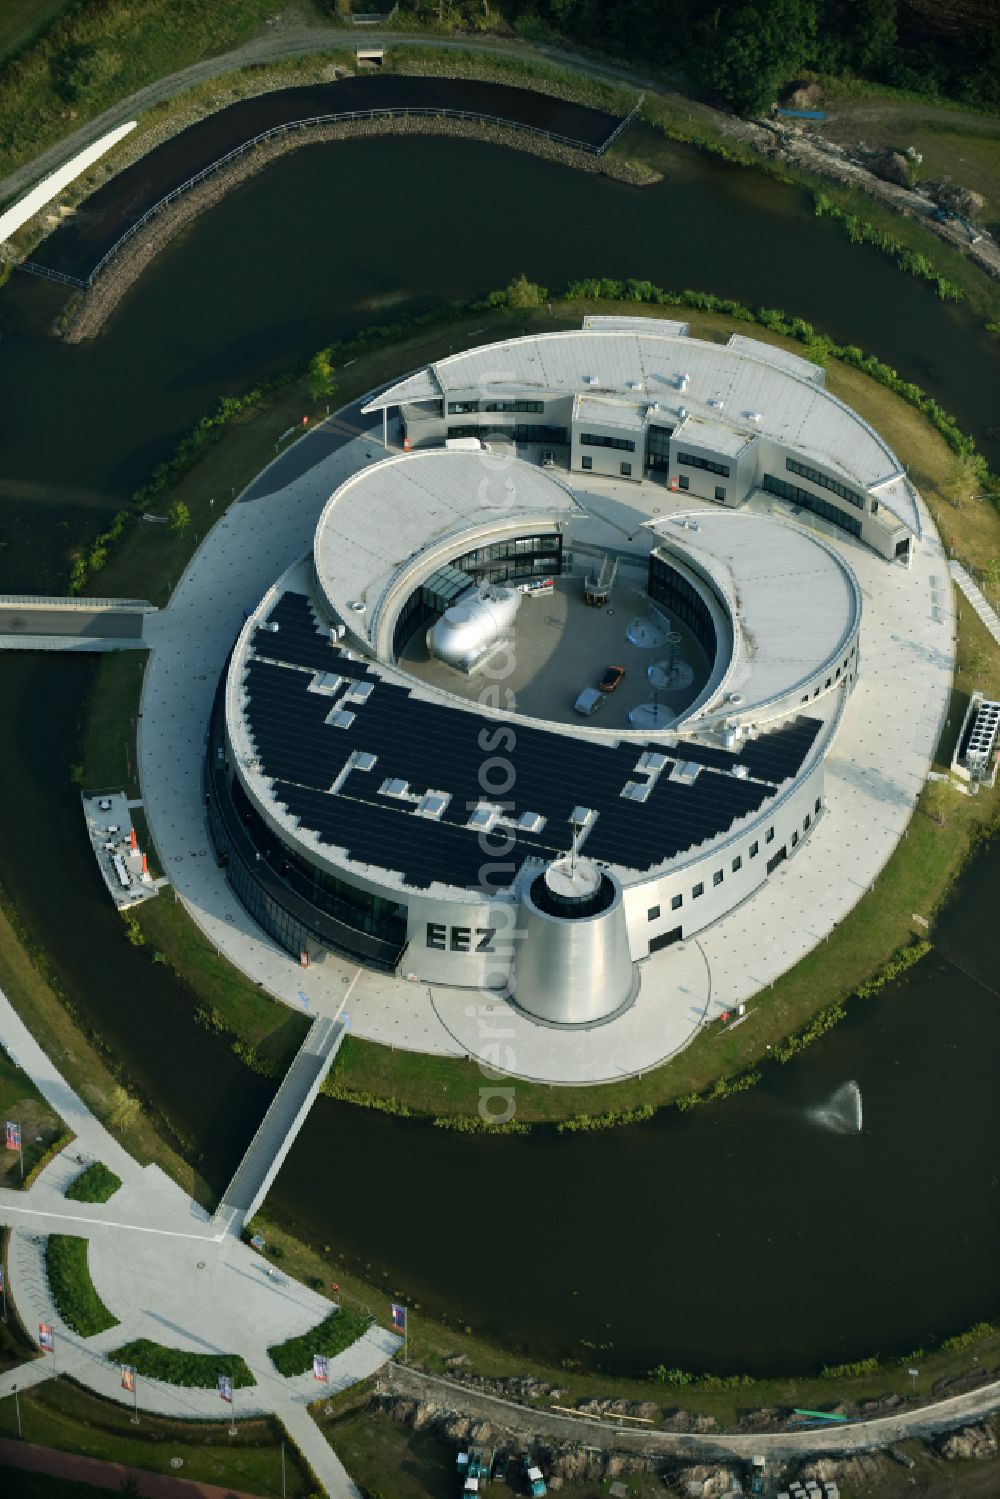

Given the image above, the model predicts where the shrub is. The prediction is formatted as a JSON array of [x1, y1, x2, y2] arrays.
[[45, 1235, 118, 1337], [110, 1338, 254, 1389], [268, 1305, 374, 1376], [65, 1161, 122, 1203]]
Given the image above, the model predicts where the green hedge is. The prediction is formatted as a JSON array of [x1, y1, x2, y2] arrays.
[[65, 1161, 122, 1203], [267, 1306, 374, 1377], [110, 1338, 255, 1389], [45, 1235, 118, 1337]]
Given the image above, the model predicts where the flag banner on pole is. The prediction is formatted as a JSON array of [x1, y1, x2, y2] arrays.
[[121, 1365, 136, 1393], [250, 1233, 265, 1251], [391, 1302, 407, 1336], [38, 1322, 54, 1352], [217, 1375, 233, 1404], [312, 1353, 329, 1382], [5, 1120, 20, 1151], [0, 1263, 4, 1292]]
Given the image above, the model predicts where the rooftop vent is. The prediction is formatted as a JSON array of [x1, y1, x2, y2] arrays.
[[678, 374, 690, 391], [264, 620, 280, 634], [669, 760, 703, 784], [330, 624, 346, 642], [380, 777, 409, 798], [709, 398, 725, 410], [308, 672, 344, 696], [731, 764, 750, 779], [636, 751, 669, 774], [467, 806, 495, 831], [746, 410, 762, 423], [353, 752, 377, 773], [677, 406, 688, 421], [345, 682, 374, 705], [626, 379, 643, 391], [621, 780, 652, 802], [517, 810, 546, 834], [569, 805, 594, 827], [583, 374, 600, 385], [415, 791, 450, 820], [327, 709, 355, 729], [349, 600, 366, 613]]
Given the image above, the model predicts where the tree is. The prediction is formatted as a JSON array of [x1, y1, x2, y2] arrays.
[[308, 349, 336, 401], [167, 500, 190, 533], [692, 0, 818, 116]]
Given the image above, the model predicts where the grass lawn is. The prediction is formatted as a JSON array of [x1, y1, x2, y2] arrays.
[[44, 1236, 118, 1338], [64, 1160, 121, 1203], [109, 1339, 254, 1390], [74, 300, 1000, 1129], [0, 0, 71, 64], [0, 1041, 65, 1189], [252, 1206, 1000, 1421], [0, 893, 214, 1209], [268, 1305, 373, 1376], [0, 1378, 314, 1495]]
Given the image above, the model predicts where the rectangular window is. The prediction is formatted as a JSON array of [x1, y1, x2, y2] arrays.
[[678, 452, 731, 478], [815, 797, 821, 814], [581, 456, 593, 471], [693, 881, 704, 898], [670, 893, 682, 910], [749, 841, 759, 858], [712, 869, 723, 887], [765, 827, 775, 844], [803, 814, 811, 831], [620, 461, 632, 477], [715, 485, 726, 502], [761, 473, 863, 538], [786, 456, 864, 509], [792, 830, 799, 847], [678, 475, 690, 491], [580, 432, 636, 452], [647, 904, 661, 922], [732, 855, 742, 872]]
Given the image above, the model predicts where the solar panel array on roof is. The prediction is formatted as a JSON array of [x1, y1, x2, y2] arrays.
[[241, 592, 823, 890]]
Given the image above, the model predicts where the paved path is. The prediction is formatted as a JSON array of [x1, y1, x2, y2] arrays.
[[0, 1437, 264, 1499], [388, 1363, 1000, 1461], [0, 984, 398, 1496], [950, 559, 1000, 645], [137, 412, 955, 1084]]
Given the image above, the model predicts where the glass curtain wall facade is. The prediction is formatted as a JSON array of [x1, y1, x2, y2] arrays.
[[762, 474, 863, 538], [647, 554, 719, 659]]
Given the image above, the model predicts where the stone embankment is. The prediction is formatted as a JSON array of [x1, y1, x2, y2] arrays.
[[62, 112, 657, 343], [724, 115, 1000, 283], [376, 1360, 1000, 1490]]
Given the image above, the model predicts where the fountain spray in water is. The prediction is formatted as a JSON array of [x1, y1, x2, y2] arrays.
[[809, 1080, 863, 1134]]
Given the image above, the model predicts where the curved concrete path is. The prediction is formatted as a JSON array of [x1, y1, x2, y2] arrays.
[[0, 985, 399, 1496], [388, 1363, 1000, 1461], [137, 405, 954, 1085]]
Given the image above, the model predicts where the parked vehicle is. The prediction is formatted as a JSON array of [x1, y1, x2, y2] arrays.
[[521, 1454, 546, 1496], [574, 686, 604, 716], [599, 664, 626, 692]]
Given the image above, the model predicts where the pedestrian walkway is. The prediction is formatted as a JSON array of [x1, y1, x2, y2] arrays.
[[0, 594, 154, 652], [218, 1006, 351, 1232], [0, 982, 399, 1495], [950, 559, 1000, 644]]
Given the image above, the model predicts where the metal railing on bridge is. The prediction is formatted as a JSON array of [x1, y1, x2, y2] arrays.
[[16, 100, 637, 291]]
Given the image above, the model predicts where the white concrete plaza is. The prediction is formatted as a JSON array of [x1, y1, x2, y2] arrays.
[[137, 419, 955, 1085]]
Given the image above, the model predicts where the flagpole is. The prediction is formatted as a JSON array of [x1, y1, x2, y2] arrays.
[[132, 1372, 139, 1425], [18, 1129, 23, 1182]]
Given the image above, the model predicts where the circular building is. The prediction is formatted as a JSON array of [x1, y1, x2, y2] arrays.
[[206, 319, 916, 1030]]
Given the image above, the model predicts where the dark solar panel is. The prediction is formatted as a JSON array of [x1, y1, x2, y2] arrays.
[[242, 592, 822, 887]]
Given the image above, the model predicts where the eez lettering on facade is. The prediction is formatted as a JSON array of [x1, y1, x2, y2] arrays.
[[426, 923, 496, 953]]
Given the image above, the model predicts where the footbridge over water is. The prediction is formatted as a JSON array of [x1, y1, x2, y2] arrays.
[[0, 595, 155, 650], [217, 1006, 349, 1234]]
